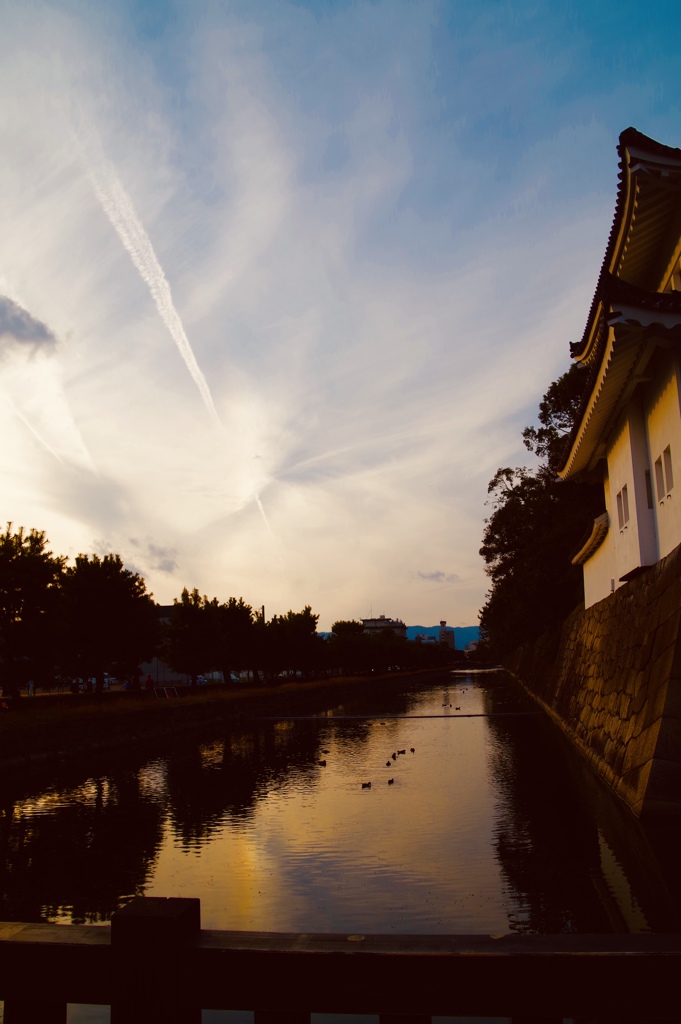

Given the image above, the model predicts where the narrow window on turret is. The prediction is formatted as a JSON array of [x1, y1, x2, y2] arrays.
[[645, 470, 654, 509], [664, 445, 674, 494], [617, 486, 630, 530], [655, 457, 665, 501]]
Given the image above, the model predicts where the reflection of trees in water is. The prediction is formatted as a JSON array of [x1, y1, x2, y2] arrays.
[[6, 671, 672, 938], [162, 682, 443, 851], [484, 676, 681, 934], [0, 768, 164, 923], [165, 720, 329, 849], [332, 719, 373, 755], [487, 712, 609, 933]]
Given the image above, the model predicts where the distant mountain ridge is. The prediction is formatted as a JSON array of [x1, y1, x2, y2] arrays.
[[406, 625, 480, 648]]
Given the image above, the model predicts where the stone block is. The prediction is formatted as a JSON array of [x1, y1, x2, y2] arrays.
[[652, 609, 681, 663], [644, 678, 670, 727], [635, 633, 655, 670], [630, 685, 648, 716], [624, 715, 638, 744], [656, 575, 681, 628], [623, 720, 661, 773], [606, 692, 620, 715], [611, 745, 626, 776]]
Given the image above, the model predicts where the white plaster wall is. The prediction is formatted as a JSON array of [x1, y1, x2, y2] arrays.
[[606, 418, 640, 580], [583, 470, 616, 608], [628, 396, 658, 565], [583, 530, 616, 607], [645, 352, 681, 559]]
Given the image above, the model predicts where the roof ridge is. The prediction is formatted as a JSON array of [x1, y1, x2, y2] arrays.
[[571, 129, 681, 362], [619, 127, 681, 158]]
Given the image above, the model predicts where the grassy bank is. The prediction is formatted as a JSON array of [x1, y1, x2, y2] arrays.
[[0, 669, 446, 775]]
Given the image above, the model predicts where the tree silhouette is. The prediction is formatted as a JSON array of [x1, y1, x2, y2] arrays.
[[521, 363, 589, 470], [210, 596, 254, 679], [0, 524, 64, 700], [60, 553, 158, 691], [479, 368, 602, 659], [164, 590, 255, 684], [164, 588, 211, 685], [262, 606, 324, 679]]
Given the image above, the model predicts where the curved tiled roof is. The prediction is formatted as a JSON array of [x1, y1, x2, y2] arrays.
[[558, 298, 681, 480], [570, 129, 681, 361], [571, 512, 610, 566], [557, 130, 681, 478]]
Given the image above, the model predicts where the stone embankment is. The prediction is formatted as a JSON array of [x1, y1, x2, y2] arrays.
[[509, 543, 681, 817]]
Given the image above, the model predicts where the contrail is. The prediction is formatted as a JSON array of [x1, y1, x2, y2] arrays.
[[3, 394, 64, 463], [254, 493, 275, 539], [86, 148, 221, 430], [79, 128, 275, 539]]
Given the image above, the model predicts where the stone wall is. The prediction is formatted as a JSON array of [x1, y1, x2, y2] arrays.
[[508, 542, 681, 817]]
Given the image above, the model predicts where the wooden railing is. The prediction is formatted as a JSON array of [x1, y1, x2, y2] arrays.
[[0, 897, 679, 1023]]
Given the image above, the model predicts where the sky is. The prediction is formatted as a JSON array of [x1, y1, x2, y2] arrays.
[[0, 0, 680, 631]]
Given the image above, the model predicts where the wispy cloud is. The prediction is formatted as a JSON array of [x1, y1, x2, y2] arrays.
[[126, 538, 179, 577], [417, 571, 460, 584], [0, 0, 678, 628]]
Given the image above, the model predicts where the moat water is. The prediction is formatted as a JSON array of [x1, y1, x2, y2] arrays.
[[1, 669, 679, 1023]]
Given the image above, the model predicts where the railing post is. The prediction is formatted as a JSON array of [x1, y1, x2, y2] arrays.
[[110, 896, 201, 1024]]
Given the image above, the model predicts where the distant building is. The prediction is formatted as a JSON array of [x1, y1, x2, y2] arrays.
[[439, 620, 455, 649], [361, 615, 407, 639], [414, 633, 438, 645]]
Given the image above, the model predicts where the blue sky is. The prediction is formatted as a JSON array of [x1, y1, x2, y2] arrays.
[[0, 0, 679, 629]]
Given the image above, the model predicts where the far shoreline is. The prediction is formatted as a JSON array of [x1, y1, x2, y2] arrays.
[[0, 667, 463, 780]]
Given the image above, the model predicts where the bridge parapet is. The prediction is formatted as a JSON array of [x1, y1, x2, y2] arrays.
[[0, 897, 680, 1022]]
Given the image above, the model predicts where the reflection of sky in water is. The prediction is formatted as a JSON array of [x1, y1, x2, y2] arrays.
[[3, 672, 678, 938], [147, 680, 507, 933], [3, 672, 680, 1024]]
